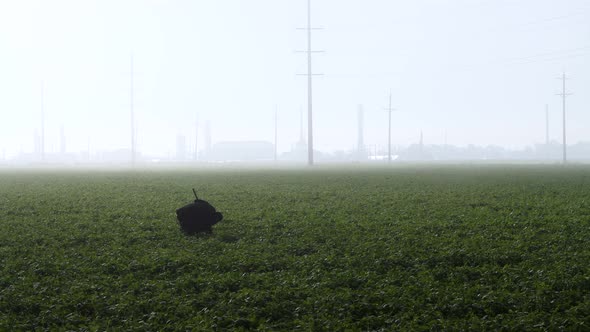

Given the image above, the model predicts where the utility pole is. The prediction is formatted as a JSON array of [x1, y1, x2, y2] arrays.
[[556, 72, 572, 164], [383, 90, 397, 164], [130, 54, 136, 166], [274, 105, 278, 162], [41, 82, 45, 162], [297, 0, 323, 166]]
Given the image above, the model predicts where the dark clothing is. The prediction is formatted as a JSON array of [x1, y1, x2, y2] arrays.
[[176, 199, 223, 234]]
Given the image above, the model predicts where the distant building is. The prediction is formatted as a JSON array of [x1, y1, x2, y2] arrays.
[[98, 149, 141, 163], [209, 141, 274, 162], [401, 131, 433, 161]]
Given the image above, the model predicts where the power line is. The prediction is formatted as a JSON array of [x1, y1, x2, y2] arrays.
[[456, 46, 589, 72]]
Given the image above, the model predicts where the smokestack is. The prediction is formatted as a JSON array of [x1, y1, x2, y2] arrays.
[[419, 130, 424, 152]]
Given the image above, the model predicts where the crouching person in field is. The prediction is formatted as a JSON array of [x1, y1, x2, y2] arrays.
[[176, 189, 223, 235]]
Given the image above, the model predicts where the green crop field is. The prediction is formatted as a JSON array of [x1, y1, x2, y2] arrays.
[[1, 165, 589, 330]]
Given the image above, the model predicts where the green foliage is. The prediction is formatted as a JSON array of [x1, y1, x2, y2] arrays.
[[0, 165, 589, 330]]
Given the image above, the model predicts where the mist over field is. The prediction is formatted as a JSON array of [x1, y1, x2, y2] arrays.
[[0, 0, 589, 166], [2, 2, 590, 330]]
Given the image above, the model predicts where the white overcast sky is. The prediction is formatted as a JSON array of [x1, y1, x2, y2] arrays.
[[0, 0, 589, 156]]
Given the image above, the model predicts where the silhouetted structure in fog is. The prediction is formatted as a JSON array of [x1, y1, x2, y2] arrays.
[[557, 72, 572, 164], [209, 141, 274, 162], [130, 55, 136, 165], [297, 0, 323, 166], [40, 83, 45, 162], [419, 131, 424, 153], [384, 90, 397, 163]]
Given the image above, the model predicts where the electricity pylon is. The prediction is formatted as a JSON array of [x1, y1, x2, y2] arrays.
[[296, 0, 323, 166], [556, 72, 572, 164], [383, 90, 397, 163], [40, 81, 45, 162], [130, 54, 136, 166]]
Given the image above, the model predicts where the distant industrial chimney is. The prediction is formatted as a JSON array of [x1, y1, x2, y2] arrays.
[[419, 130, 424, 152]]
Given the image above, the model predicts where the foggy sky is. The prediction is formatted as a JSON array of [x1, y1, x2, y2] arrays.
[[0, 0, 589, 158]]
